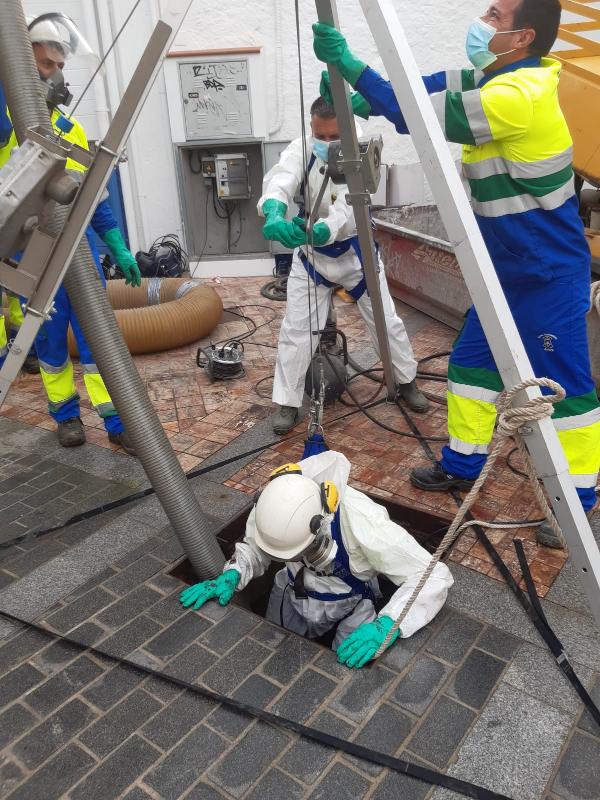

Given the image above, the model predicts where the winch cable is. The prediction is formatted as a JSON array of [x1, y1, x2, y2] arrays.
[[0, 605, 513, 800], [294, 0, 331, 437], [392, 395, 600, 731]]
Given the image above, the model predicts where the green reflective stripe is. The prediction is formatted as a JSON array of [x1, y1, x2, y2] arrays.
[[472, 180, 575, 218], [448, 363, 504, 393], [442, 92, 476, 145], [449, 436, 489, 455], [469, 164, 573, 203], [82, 363, 100, 375], [447, 380, 500, 404], [463, 147, 573, 181], [39, 357, 71, 374], [96, 401, 116, 418], [48, 392, 79, 412], [461, 69, 478, 91], [552, 391, 600, 420]]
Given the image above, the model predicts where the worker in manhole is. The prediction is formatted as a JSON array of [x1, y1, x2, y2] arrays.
[[0, 13, 141, 454], [180, 453, 453, 668], [313, 0, 600, 548], [258, 96, 429, 437]]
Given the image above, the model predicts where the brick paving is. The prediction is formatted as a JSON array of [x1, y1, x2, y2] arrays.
[[0, 274, 598, 798], [0, 276, 574, 596]]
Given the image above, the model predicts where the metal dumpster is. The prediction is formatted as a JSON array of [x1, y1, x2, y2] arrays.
[[375, 205, 600, 392], [374, 205, 468, 331]]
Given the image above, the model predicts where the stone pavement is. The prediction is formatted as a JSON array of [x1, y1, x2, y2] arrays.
[[0, 412, 598, 800], [0, 275, 598, 798], [0, 275, 572, 595]]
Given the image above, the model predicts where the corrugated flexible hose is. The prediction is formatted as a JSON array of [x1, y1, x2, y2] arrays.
[[0, 0, 225, 578]]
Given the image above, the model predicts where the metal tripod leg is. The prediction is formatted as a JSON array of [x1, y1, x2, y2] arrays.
[[314, 0, 397, 400], [359, 0, 600, 627]]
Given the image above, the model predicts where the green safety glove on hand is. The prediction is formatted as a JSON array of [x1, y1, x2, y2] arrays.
[[313, 23, 367, 87], [336, 615, 400, 669], [292, 216, 331, 247], [320, 71, 371, 120], [179, 569, 241, 610], [102, 228, 142, 287], [262, 199, 307, 249]]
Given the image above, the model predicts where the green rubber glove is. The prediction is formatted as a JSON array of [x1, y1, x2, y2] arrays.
[[262, 199, 307, 249], [101, 228, 142, 287], [320, 71, 371, 120], [179, 569, 241, 610], [292, 216, 331, 247], [313, 23, 367, 86], [336, 615, 400, 669]]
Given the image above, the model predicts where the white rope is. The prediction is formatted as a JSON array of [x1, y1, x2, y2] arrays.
[[374, 377, 567, 658]]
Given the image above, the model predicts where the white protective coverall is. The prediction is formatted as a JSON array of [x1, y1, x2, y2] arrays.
[[258, 137, 418, 408], [225, 451, 453, 649]]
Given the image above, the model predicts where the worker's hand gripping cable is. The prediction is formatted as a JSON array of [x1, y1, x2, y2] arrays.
[[373, 377, 567, 659]]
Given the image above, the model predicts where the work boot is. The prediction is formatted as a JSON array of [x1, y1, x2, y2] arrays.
[[397, 379, 429, 413], [108, 431, 137, 456], [410, 462, 475, 492], [537, 501, 598, 549], [272, 405, 299, 435], [536, 520, 564, 550], [22, 355, 40, 374], [57, 417, 86, 448]]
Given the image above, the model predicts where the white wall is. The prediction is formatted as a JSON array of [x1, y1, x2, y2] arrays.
[[23, 0, 577, 251]]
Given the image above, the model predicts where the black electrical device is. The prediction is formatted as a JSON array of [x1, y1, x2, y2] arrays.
[[196, 341, 246, 382]]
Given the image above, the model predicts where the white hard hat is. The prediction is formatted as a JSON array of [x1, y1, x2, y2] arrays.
[[254, 474, 323, 561]]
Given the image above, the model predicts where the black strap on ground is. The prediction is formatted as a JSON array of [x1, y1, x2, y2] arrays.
[[394, 401, 600, 733], [514, 539, 600, 730], [0, 607, 511, 800]]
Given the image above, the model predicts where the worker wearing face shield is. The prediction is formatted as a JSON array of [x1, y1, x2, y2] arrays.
[[0, 13, 141, 453], [180, 451, 453, 669], [257, 96, 429, 437], [313, 0, 600, 548]]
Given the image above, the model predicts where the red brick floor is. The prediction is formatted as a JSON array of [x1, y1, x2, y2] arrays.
[[2, 275, 569, 596]]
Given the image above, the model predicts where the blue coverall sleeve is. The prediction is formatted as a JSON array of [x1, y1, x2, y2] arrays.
[[0, 83, 14, 147], [91, 197, 118, 238], [356, 66, 448, 134]]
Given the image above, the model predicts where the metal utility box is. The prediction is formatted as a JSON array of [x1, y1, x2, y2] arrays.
[[178, 60, 253, 140], [176, 141, 266, 259]]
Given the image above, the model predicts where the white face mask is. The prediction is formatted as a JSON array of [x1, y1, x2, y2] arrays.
[[466, 17, 526, 70]]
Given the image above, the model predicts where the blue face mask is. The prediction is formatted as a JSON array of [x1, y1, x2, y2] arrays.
[[466, 17, 523, 71], [312, 138, 330, 162]]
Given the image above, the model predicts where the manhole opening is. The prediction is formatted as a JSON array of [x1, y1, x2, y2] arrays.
[[170, 493, 451, 629]]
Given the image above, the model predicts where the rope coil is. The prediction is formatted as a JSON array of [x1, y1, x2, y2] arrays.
[[375, 377, 567, 658]]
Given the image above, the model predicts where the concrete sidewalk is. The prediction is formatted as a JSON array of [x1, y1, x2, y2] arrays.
[[0, 416, 598, 800]]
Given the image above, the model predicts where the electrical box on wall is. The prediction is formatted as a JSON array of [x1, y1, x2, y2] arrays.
[[164, 48, 267, 144], [215, 154, 250, 199], [178, 60, 253, 140]]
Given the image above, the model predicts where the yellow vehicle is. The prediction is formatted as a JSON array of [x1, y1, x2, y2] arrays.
[[555, 0, 600, 259]]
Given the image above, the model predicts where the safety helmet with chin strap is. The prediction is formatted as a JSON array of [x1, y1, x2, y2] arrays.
[[254, 464, 340, 570]]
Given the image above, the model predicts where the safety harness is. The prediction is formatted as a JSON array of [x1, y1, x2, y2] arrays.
[[286, 506, 375, 602], [297, 153, 369, 301]]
